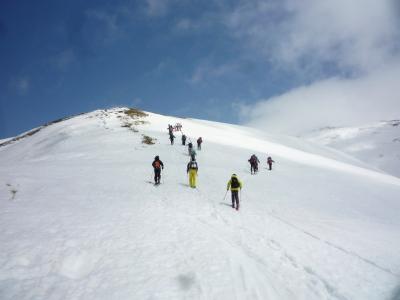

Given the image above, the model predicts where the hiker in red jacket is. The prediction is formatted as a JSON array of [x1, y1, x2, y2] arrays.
[[267, 156, 275, 171]]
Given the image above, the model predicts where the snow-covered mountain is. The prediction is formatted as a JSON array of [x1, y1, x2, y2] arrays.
[[302, 120, 400, 178], [1, 108, 400, 300]]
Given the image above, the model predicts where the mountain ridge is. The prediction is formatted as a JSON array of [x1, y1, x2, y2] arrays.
[[1, 107, 399, 299]]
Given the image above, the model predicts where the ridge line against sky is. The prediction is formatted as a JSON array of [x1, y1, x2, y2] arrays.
[[1, 0, 400, 138]]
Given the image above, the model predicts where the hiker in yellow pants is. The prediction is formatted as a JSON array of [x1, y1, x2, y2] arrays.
[[186, 158, 199, 188]]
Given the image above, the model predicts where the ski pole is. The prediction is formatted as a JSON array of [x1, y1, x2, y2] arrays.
[[223, 190, 228, 201]]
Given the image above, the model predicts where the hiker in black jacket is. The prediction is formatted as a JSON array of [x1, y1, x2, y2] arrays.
[[187, 158, 198, 188], [169, 132, 175, 145], [152, 156, 164, 184], [248, 154, 260, 174], [188, 142, 193, 156]]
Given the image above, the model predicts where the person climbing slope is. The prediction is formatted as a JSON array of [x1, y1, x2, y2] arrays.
[[226, 174, 243, 210], [190, 148, 197, 161], [167, 124, 173, 135], [169, 132, 175, 145], [248, 154, 260, 174], [186, 158, 198, 188], [267, 156, 275, 171], [188, 142, 193, 156], [197, 137, 203, 150], [152, 156, 164, 185], [182, 134, 187, 146]]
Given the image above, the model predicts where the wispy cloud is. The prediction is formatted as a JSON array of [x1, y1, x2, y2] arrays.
[[175, 18, 198, 32], [145, 0, 173, 17], [65, 5, 137, 57], [131, 97, 143, 107], [51, 49, 76, 71], [10, 77, 30, 95], [84, 9, 125, 44], [189, 61, 240, 84]]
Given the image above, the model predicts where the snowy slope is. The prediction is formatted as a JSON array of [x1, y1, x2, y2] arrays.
[[302, 120, 400, 178], [1, 108, 400, 300]]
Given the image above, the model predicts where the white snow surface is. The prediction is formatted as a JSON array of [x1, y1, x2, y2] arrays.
[[302, 120, 400, 178], [1, 108, 400, 300]]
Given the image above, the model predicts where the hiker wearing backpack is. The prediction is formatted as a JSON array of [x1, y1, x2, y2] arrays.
[[190, 148, 197, 161], [152, 156, 164, 185], [197, 137, 203, 150], [227, 174, 243, 210], [187, 158, 199, 188], [267, 156, 275, 170], [248, 154, 260, 174], [182, 134, 187, 146], [188, 142, 193, 156], [169, 132, 175, 145]]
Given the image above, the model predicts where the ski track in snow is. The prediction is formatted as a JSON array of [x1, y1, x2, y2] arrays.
[[0, 108, 399, 300]]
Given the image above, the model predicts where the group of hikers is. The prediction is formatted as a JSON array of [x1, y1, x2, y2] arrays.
[[151, 124, 275, 211], [248, 154, 275, 174]]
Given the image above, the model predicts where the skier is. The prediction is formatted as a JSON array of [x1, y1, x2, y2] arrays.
[[169, 132, 175, 145], [152, 156, 164, 185], [188, 142, 193, 156], [187, 158, 198, 188], [182, 134, 187, 146], [267, 156, 275, 170], [248, 154, 260, 174], [226, 174, 243, 210], [197, 137, 203, 150]]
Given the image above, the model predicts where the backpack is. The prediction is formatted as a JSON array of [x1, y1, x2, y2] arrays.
[[154, 161, 161, 169], [189, 161, 198, 169], [231, 176, 240, 189]]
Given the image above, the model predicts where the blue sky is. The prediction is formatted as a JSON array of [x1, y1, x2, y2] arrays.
[[1, 0, 399, 138]]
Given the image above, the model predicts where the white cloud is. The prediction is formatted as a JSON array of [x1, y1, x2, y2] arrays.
[[240, 62, 400, 135], [226, 0, 400, 134], [224, 0, 400, 74]]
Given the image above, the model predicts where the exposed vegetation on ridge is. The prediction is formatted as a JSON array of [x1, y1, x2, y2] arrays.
[[142, 135, 156, 145], [124, 108, 148, 118]]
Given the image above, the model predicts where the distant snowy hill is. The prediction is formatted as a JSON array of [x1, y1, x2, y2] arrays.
[[1, 108, 400, 300], [302, 120, 400, 178]]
